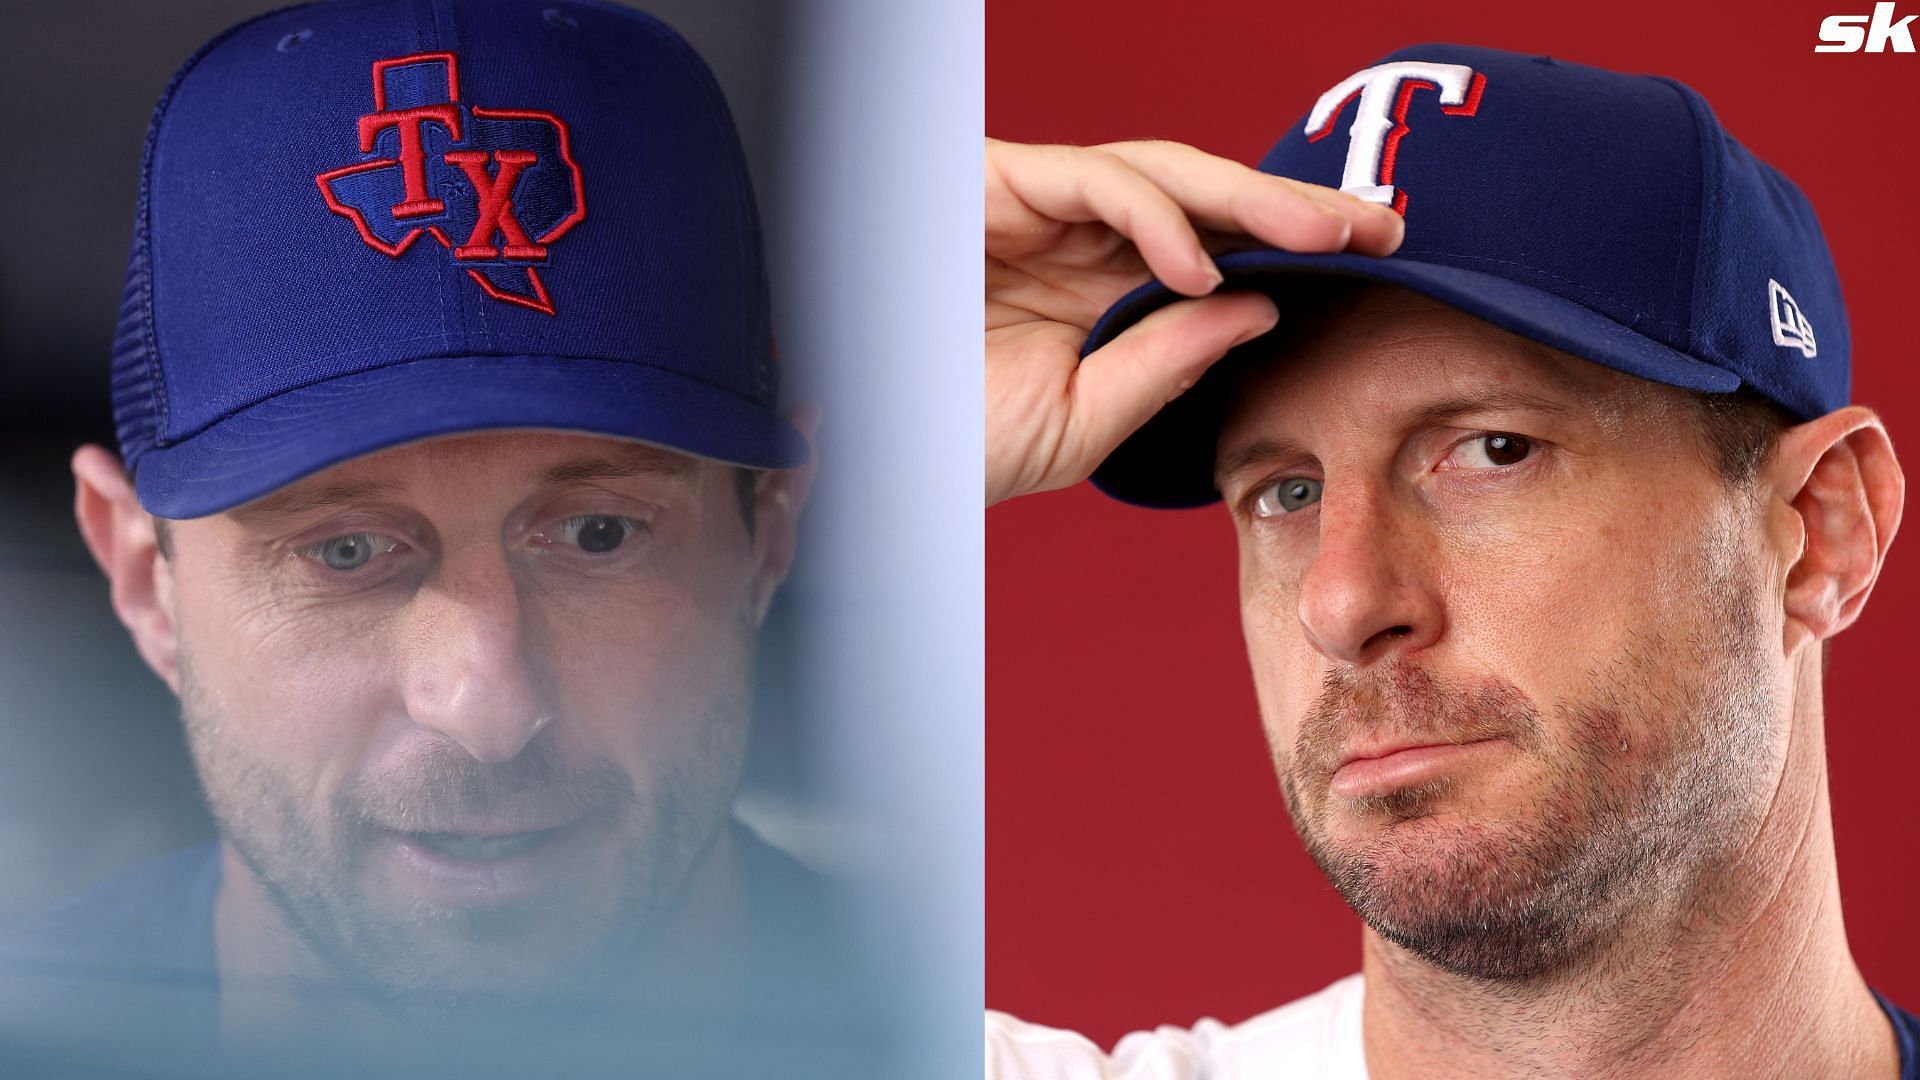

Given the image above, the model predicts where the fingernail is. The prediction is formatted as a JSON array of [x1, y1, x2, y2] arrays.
[[1231, 314, 1280, 347], [1332, 190, 1391, 219], [1201, 261, 1225, 289]]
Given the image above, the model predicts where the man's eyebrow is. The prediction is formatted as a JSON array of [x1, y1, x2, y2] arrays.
[[1399, 387, 1573, 430], [226, 448, 696, 522], [1213, 388, 1575, 490], [533, 447, 697, 486], [229, 479, 406, 523], [1214, 437, 1311, 491]]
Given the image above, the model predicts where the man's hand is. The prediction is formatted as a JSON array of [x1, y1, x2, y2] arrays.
[[985, 138, 1404, 505]]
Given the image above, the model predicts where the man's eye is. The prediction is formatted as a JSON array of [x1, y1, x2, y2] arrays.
[[1253, 477, 1323, 517], [553, 515, 638, 554], [302, 533, 395, 571], [1445, 433, 1534, 470]]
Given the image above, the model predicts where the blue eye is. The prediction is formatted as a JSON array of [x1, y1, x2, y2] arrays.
[[304, 533, 393, 571], [1254, 477, 1322, 516], [556, 515, 636, 554]]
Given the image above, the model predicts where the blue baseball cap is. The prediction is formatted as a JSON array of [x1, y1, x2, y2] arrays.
[[110, 0, 804, 519], [1085, 44, 1849, 508]]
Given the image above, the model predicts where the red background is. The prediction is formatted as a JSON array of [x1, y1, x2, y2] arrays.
[[988, 0, 1920, 1049]]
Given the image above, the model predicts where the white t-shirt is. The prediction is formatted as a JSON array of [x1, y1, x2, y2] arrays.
[[986, 974, 1368, 1079]]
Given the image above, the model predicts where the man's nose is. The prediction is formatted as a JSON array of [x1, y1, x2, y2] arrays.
[[398, 553, 548, 764], [1295, 480, 1444, 666]]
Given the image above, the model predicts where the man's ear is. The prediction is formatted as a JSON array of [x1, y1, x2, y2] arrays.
[[747, 404, 820, 626], [1768, 406, 1904, 655], [72, 445, 180, 693]]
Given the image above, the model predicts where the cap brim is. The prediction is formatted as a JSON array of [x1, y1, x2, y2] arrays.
[[1083, 249, 1743, 509], [134, 354, 808, 518]]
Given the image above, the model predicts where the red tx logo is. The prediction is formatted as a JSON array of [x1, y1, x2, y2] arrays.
[[316, 52, 586, 315]]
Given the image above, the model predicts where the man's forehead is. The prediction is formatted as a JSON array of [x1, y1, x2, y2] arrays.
[[1215, 285, 1651, 455], [1259, 287, 1590, 396], [226, 432, 701, 523]]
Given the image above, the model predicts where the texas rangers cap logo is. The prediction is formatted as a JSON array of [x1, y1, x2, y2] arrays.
[[1305, 61, 1486, 215], [316, 52, 586, 315]]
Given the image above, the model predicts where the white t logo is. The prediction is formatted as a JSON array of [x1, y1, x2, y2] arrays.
[[1304, 62, 1486, 213]]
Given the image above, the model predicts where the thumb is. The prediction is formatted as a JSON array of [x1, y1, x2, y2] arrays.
[[1066, 291, 1280, 472]]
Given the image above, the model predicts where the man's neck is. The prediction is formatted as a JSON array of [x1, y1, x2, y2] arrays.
[[1359, 692, 1897, 1080]]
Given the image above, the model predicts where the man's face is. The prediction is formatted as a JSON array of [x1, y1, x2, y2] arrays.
[[160, 432, 771, 1003], [1214, 287, 1789, 981]]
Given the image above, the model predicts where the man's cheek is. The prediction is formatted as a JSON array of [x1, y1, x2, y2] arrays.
[[1239, 549, 1324, 702], [1237, 532, 1318, 663], [1439, 516, 1628, 662], [1239, 594, 1316, 794], [548, 606, 744, 727], [197, 615, 395, 804]]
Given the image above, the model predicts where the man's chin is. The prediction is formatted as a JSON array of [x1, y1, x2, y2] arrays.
[[344, 860, 640, 1002], [243, 832, 651, 1006], [1306, 813, 1604, 981], [388, 932, 612, 1003], [330, 892, 641, 1006]]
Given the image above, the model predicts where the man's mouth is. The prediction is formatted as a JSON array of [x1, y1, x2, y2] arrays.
[[408, 827, 561, 861], [379, 819, 596, 906], [1329, 738, 1507, 800]]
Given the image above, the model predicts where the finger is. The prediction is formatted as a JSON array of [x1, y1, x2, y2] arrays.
[[1320, 188, 1407, 256], [989, 141, 1224, 296], [1068, 291, 1281, 469], [1101, 140, 1404, 257]]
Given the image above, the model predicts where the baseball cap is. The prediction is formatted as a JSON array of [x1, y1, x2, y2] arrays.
[[111, 0, 804, 519], [1085, 44, 1849, 508]]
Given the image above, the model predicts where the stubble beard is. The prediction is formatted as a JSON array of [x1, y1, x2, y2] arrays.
[[176, 652, 751, 1016], [1273, 520, 1779, 983]]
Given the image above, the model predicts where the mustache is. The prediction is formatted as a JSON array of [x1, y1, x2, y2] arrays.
[[337, 738, 632, 834], [1293, 662, 1541, 777]]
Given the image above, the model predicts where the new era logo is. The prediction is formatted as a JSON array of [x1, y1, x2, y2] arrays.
[[1769, 279, 1817, 358]]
